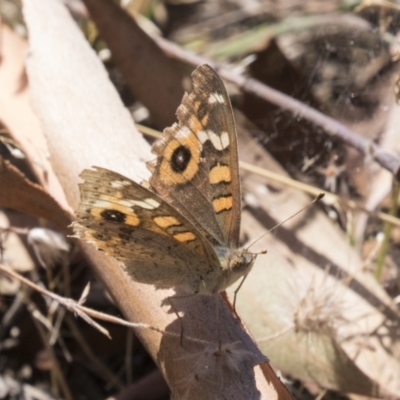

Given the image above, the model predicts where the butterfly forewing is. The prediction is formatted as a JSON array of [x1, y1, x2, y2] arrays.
[[72, 167, 222, 293], [148, 65, 241, 249]]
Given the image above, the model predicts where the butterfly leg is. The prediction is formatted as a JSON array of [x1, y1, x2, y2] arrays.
[[232, 274, 248, 313]]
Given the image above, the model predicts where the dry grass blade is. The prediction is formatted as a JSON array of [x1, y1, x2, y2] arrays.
[[78, 282, 91, 306]]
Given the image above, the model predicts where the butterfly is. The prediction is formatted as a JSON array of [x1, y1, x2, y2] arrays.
[[72, 64, 257, 296]]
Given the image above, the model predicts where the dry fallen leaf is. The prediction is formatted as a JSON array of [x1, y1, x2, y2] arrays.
[[0, 158, 72, 231]]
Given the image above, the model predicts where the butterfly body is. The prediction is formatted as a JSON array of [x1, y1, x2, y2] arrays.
[[72, 65, 257, 296]]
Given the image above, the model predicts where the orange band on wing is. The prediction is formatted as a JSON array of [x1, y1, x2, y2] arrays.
[[212, 196, 233, 213], [153, 215, 181, 228], [173, 231, 196, 243], [209, 163, 231, 184]]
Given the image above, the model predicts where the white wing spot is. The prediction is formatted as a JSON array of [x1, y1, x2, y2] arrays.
[[146, 198, 161, 208], [92, 200, 113, 208], [130, 199, 160, 209], [197, 130, 209, 145], [117, 199, 139, 208], [220, 131, 229, 149], [196, 130, 229, 151], [174, 126, 191, 139], [209, 131, 230, 151], [111, 180, 131, 189], [208, 92, 225, 104]]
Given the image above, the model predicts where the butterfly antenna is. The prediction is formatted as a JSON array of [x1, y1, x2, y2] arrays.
[[246, 193, 325, 251]]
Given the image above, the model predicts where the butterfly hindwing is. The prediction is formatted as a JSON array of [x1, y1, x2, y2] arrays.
[[148, 65, 241, 248], [72, 167, 221, 292]]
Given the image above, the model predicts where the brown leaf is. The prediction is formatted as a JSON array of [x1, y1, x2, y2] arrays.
[[0, 158, 72, 231]]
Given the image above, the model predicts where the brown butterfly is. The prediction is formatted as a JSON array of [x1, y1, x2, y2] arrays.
[[72, 65, 257, 296]]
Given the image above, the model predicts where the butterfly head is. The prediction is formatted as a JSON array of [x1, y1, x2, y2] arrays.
[[215, 247, 258, 292]]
